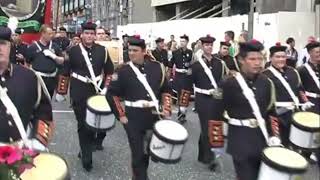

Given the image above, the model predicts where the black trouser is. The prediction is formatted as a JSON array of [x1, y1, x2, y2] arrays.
[[72, 101, 95, 165], [277, 110, 293, 147], [233, 156, 261, 180], [195, 94, 223, 164], [124, 125, 152, 180], [95, 131, 106, 146], [42, 76, 57, 98]]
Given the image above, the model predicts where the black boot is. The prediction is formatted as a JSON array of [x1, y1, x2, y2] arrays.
[[78, 152, 93, 172], [178, 113, 187, 124]]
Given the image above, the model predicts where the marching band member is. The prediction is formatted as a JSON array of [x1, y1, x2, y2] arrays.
[[297, 41, 320, 166], [215, 40, 281, 180], [26, 24, 65, 98], [0, 26, 53, 150], [213, 41, 240, 72], [57, 21, 114, 171], [167, 34, 193, 124], [10, 28, 28, 66], [189, 35, 228, 170], [106, 35, 171, 180], [151, 37, 169, 67], [262, 43, 313, 146]]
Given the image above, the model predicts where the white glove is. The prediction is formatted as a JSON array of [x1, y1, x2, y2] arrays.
[[43, 49, 57, 60], [179, 106, 187, 114], [55, 93, 66, 102], [268, 136, 282, 147], [28, 139, 47, 151], [99, 87, 107, 95], [301, 101, 314, 111]]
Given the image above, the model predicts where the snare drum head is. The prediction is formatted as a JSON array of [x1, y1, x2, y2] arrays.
[[87, 95, 111, 113], [20, 153, 68, 180], [154, 120, 188, 142], [293, 112, 320, 129], [262, 147, 308, 173]]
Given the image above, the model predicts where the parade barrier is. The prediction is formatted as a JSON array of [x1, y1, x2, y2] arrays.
[[118, 12, 315, 53]]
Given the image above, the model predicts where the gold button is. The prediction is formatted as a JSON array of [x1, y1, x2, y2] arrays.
[[8, 121, 13, 127], [9, 137, 14, 142]]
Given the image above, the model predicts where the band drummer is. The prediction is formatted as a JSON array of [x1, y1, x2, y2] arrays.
[[106, 35, 172, 180], [57, 21, 114, 171]]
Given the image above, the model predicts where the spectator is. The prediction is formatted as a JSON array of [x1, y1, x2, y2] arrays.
[[285, 37, 298, 68]]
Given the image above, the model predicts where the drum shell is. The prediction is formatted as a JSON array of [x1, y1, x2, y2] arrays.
[[149, 132, 186, 164], [258, 162, 304, 180], [85, 108, 115, 132], [289, 124, 320, 151], [20, 152, 70, 180]]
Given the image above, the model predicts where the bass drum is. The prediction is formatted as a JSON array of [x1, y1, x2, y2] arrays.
[[149, 120, 188, 163], [20, 152, 70, 180], [258, 147, 308, 180], [290, 112, 320, 151]]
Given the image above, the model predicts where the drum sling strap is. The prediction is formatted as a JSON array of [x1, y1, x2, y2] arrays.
[[198, 56, 218, 89], [129, 61, 161, 117], [234, 72, 269, 143], [305, 63, 320, 90], [268, 66, 300, 107], [79, 43, 103, 93], [0, 84, 29, 146]]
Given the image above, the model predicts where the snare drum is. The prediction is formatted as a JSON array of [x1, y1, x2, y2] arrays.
[[20, 153, 70, 180], [86, 95, 115, 131], [149, 120, 188, 163], [289, 112, 320, 150], [258, 147, 308, 180]]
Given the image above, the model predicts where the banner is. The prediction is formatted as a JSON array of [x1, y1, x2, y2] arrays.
[[0, 0, 47, 32]]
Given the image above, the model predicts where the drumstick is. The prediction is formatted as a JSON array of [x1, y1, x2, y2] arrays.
[[85, 76, 103, 92]]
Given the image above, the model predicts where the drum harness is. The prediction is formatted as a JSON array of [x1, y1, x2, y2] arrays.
[[194, 54, 223, 98], [33, 41, 58, 77], [304, 63, 320, 98], [128, 61, 163, 120], [233, 72, 269, 143], [72, 43, 105, 93], [268, 66, 301, 114]]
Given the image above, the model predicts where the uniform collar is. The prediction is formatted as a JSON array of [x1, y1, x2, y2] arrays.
[[308, 61, 320, 71], [0, 63, 13, 78]]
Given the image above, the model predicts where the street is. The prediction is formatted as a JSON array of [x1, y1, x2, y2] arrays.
[[50, 100, 319, 180]]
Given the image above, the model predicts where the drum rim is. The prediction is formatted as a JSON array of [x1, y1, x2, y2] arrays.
[[289, 141, 320, 152], [84, 119, 116, 132], [291, 119, 320, 132], [21, 152, 71, 180], [153, 125, 188, 145], [261, 147, 308, 174], [149, 150, 182, 164], [87, 96, 112, 115], [292, 112, 320, 132]]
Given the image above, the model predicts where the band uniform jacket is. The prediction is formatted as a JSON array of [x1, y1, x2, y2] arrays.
[[168, 48, 193, 91], [151, 48, 169, 67], [191, 55, 228, 117], [0, 64, 53, 143], [10, 42, 28, 65], [26, 41, 63, 73], [297, 62, 320, 114], [222, 73, 277, 158], [213, 53, 239, 72], [63, 43, 114, 103], [106, 60, 171, 130], [263, 66, 306, 106]]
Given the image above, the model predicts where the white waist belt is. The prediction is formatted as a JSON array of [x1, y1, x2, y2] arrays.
[[35, 70, 57, 77], [175, 68, 189, 73], [124, 100, 158, 108], [305, 91, 320, 98], [194, 87, 214, 95], [228, 118, 260, 128], [275, 102, 295, 109], [71, 72, 102, 84]]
